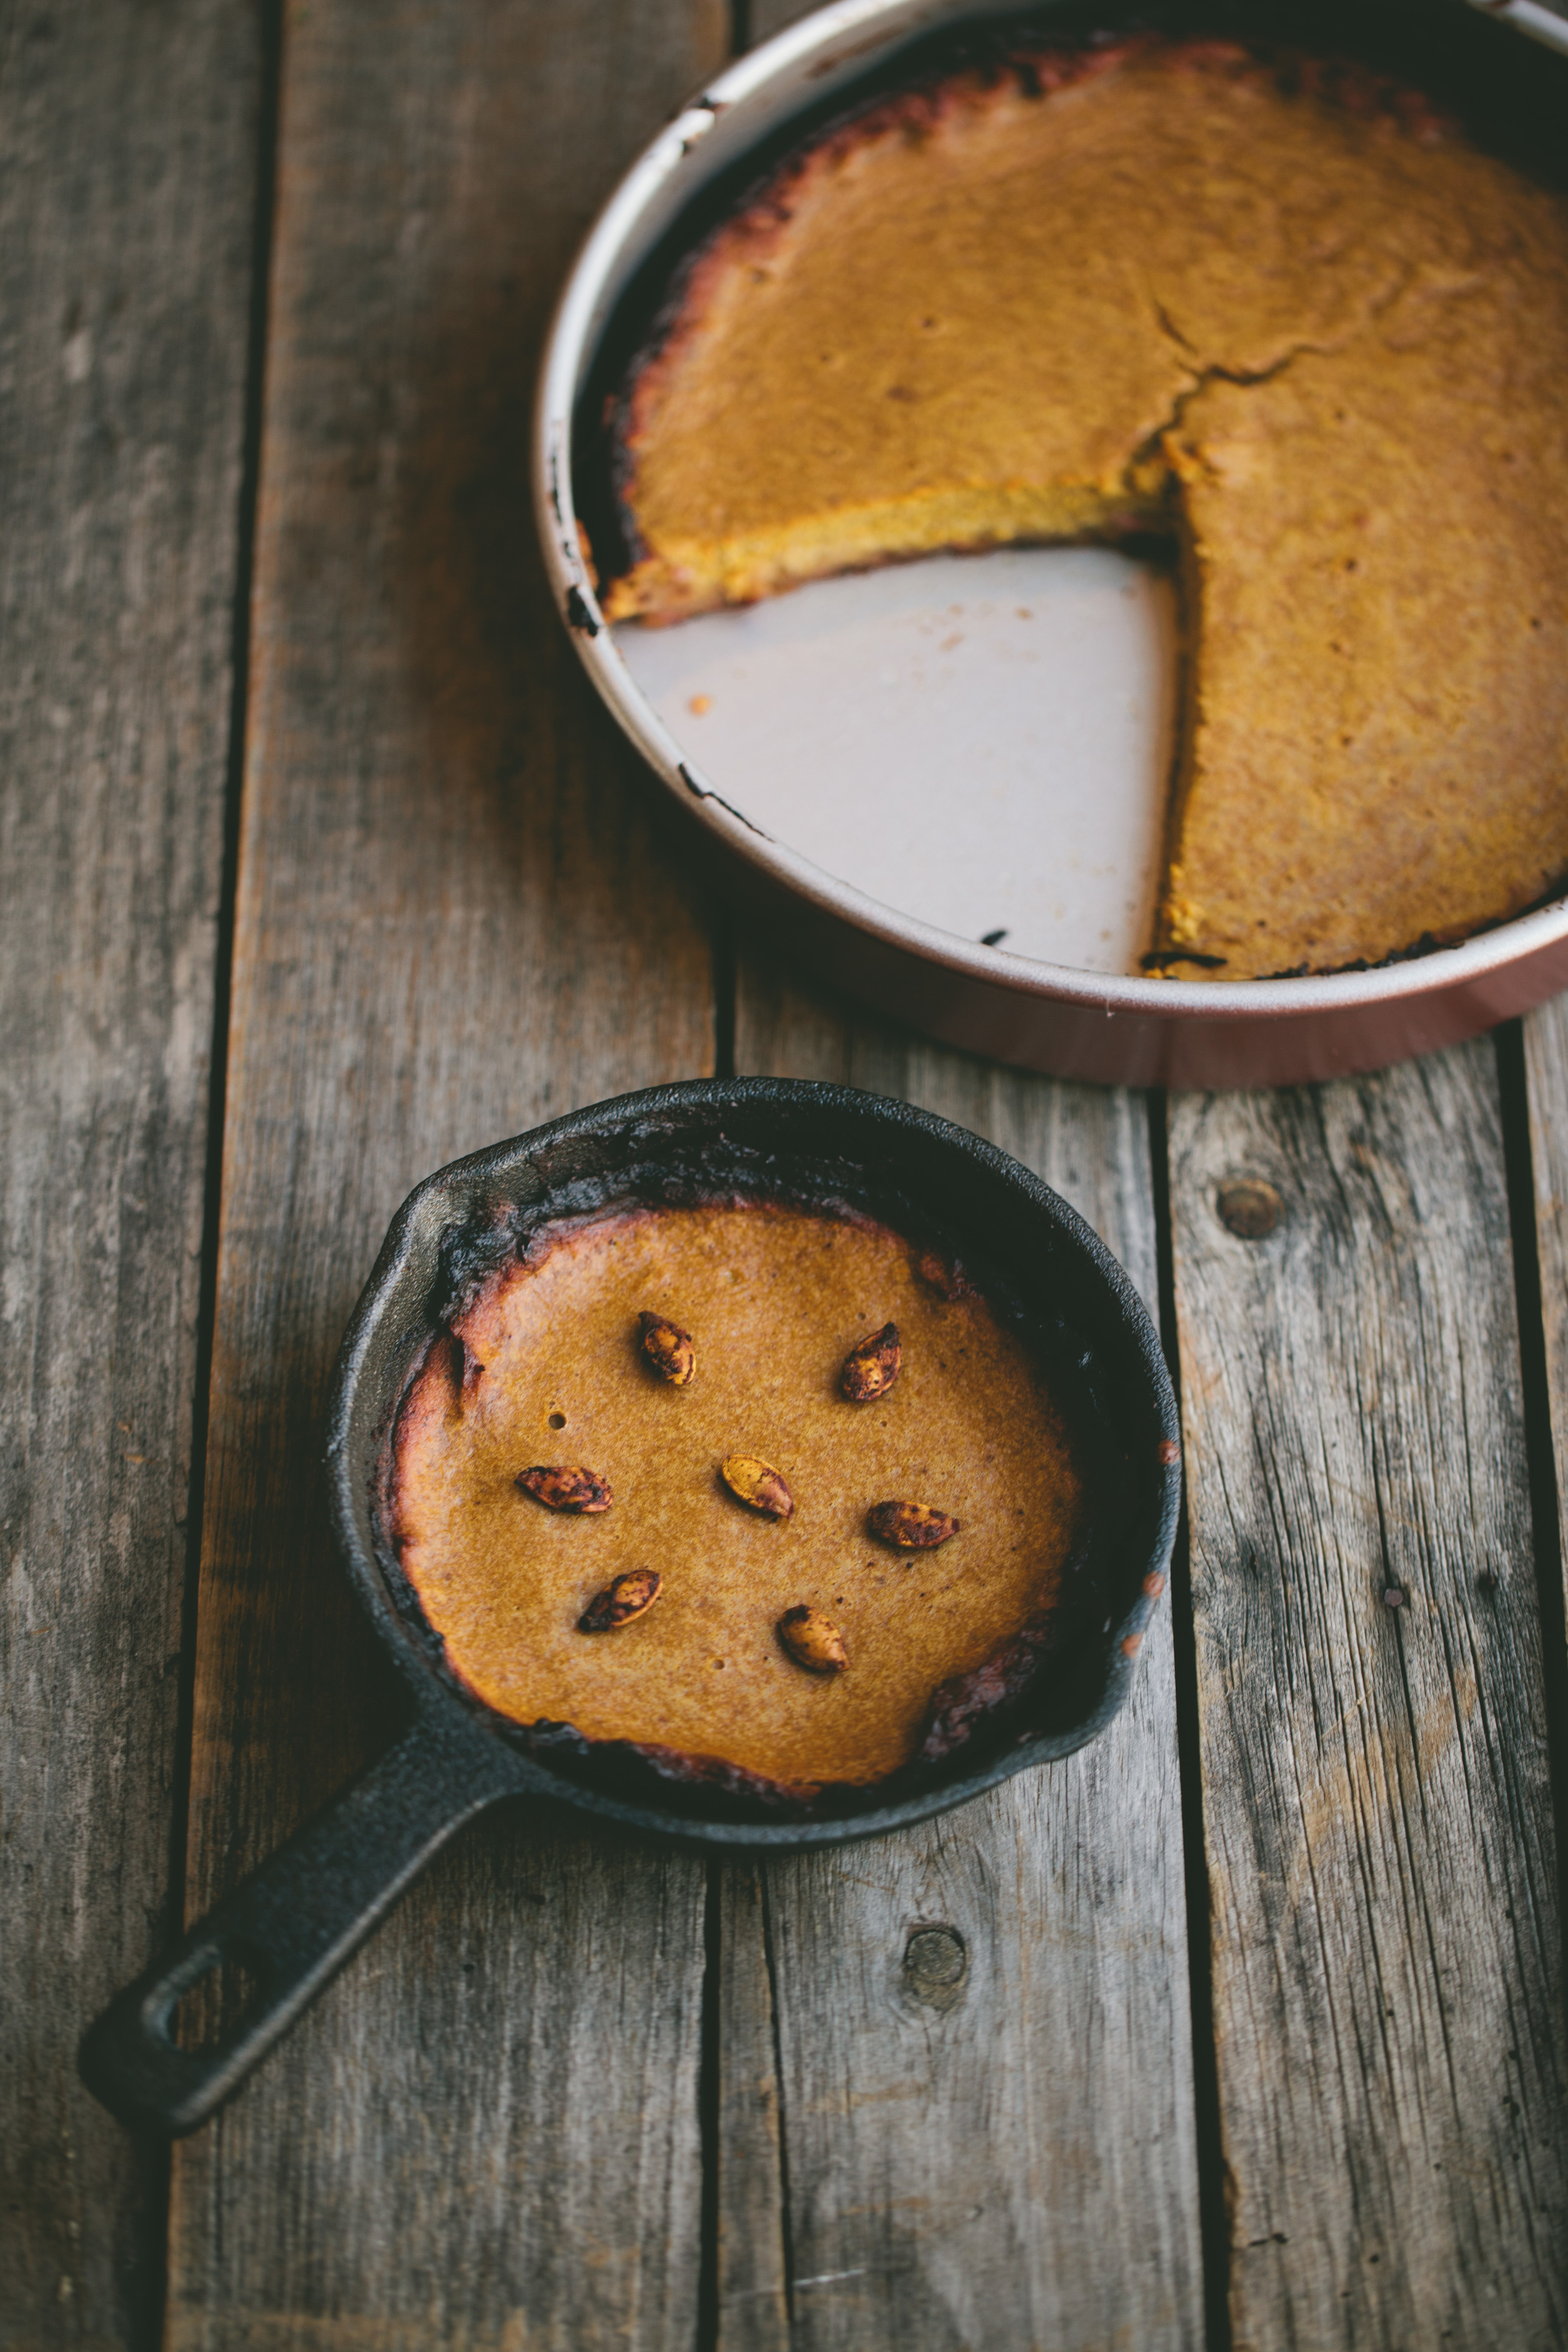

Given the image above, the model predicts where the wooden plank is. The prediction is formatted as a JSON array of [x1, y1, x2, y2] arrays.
[[1524, 995, 1568, 1638], [1170, 1045, 1568, 2349], [750, 0, 827, 38], [716, 1869, 792, 2352], [725, 965, 1203, 2351], [0, 4, 259, 2344], [165, 3, 728, 2344]]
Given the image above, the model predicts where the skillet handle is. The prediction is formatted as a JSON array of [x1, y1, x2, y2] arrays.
[[79, 1708, 526, 2137]]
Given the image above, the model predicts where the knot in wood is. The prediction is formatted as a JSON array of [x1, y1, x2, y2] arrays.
[[903, 1926, 968, 2011], [1216, 1177, 1283, 1240]]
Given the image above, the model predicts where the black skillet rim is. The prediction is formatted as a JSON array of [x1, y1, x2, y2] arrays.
[[323, 1078, 1182, 1853]]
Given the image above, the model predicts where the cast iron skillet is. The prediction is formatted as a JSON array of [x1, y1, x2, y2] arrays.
[[80, 1079, 1180, 2136]]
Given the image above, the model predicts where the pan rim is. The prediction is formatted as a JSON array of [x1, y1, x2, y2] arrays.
[[532, 0, 1568, 1050]]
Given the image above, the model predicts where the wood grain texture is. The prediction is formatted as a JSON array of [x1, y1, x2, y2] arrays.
[[749, 0, 827, 39], [725, 965, 1203, 2352], [166, 2, 727, 2343], [1170, 1047, 1568, 2351], [716, 1869, 792, 2352], [0, 4, 258, 2344], [1525, 994, 1568, 1641]]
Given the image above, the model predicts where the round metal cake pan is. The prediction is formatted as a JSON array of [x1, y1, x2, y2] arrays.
[[534, 0, 1568, 1090]]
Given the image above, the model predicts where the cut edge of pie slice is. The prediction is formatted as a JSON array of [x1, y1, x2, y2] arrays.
[[591, 35, 1568, 981]]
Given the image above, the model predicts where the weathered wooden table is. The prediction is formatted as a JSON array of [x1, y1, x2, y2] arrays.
[[6, 4, 1568, 2346]]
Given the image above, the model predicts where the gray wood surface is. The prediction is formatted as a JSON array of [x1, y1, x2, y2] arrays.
[[751, 0, 828, 38], [1525, 995, 1568, 1646], [163, 3, 727, 2344], [726, 965, 1204, 2352], [1170, 1047, 1568, 2351], [717, 1868, 793, 2352], [0, 5, 259, 2344], [18, 0, 1568, 2342]]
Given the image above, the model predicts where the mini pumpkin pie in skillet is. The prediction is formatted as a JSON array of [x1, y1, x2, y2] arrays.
[[388, 1200, 1083, 1798], [598, 36, 1568, 980]]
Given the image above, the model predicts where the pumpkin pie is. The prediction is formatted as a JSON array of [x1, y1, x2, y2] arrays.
[[387, 1201, 1083, 1796], [598, 39, 1568, 978]]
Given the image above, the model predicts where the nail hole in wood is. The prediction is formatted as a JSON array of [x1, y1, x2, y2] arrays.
[[903, 1925, 968, 2011], [1216, 1177, 1283, 1239]]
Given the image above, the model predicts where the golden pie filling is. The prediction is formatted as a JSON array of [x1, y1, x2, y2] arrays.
[[387, 1204, 1084, 1795], [597, 38, 1568, 980]]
